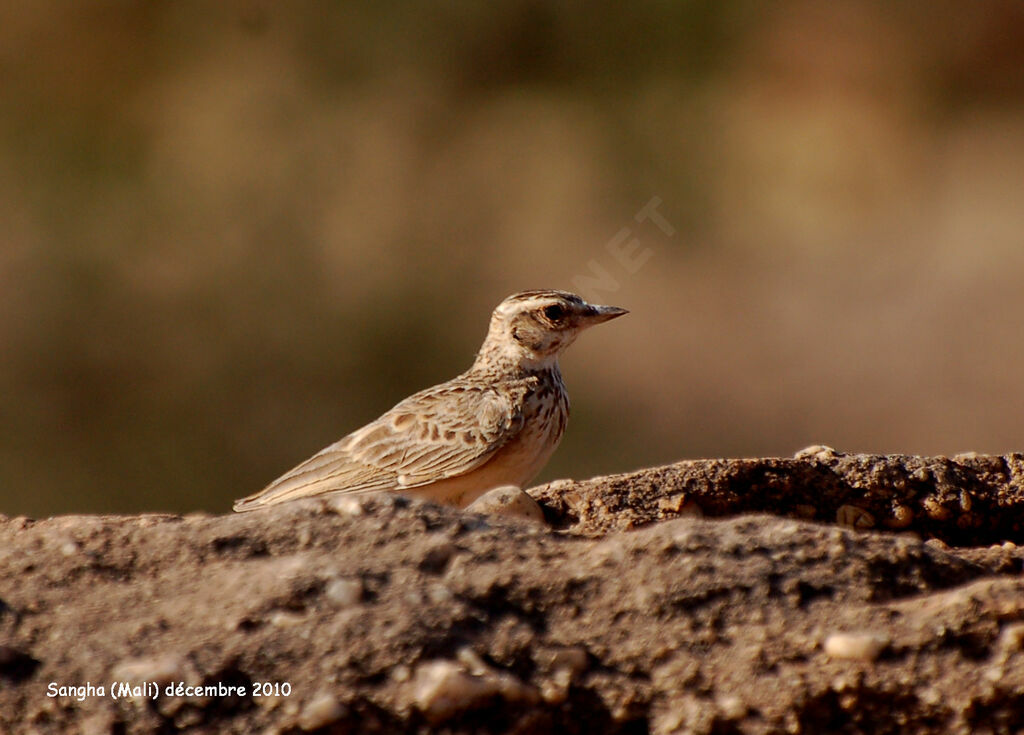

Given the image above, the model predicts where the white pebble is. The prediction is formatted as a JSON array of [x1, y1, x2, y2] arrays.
[[297, 691, 346, 731], [997, 622, 1024, 652], [325, 577, 363, 607], [824, 632, 889, 661], [716, 694, 747, 720], [412, 656, 536, 723], [794, 445, 838, 460], [326, 496, 364, 517], [412, 661, 497, 723], [269, 611, 305, 628], [465, 486, 545, 523]]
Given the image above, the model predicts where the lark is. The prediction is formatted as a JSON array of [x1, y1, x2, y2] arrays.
[[233, 290, 628, 511]]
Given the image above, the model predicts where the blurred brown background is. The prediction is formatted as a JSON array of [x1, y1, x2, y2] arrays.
[[2, 1, 1023, 516]]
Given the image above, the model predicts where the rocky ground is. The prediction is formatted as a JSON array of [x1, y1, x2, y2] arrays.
[[2, 448, 1024, 734]]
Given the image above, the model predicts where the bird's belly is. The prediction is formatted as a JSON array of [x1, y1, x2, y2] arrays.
[[404, 414, 563, 507]]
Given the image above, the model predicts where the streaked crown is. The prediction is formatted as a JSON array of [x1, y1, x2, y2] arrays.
[[474, 290, 628, 370]]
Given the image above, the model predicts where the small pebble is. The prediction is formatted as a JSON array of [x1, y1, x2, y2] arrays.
[[540, 668, 573, 704], [716, 694, 747, 720], [325, 577, 363, 607], [456, 647, 489, 674], [297, 691, 347, 731], [794, 445, 838, 460], [922, 498, 952, 521], [269, 611, 305, 628], [536, 647, 588, 676], [884, 504, 914, 529], [997, 622, 1024, 652], [412, 661, 496, 723], [823, 632, 889, 661], [465, 486, 545, 523], [326, 496, 364, 517], [953, 451, 979, 460], [412, 654, 536, 723], [426, 583, 453, 604], [657, 494, 702, 517], [918, 686, 942, 706]]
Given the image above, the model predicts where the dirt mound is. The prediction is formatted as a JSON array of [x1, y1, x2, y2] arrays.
[[2, 450, 1023, 733]]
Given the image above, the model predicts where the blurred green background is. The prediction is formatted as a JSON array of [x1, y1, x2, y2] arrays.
[[2, 1, 1023, 516]]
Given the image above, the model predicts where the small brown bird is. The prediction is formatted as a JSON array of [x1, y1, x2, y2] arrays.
[[233, 290, 627, 511]]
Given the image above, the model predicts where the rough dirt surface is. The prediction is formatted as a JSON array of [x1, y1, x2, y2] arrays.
[[2, 449, 1024, 734]]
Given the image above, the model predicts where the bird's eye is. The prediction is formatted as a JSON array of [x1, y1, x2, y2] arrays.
[[543, 304, 565, 321]]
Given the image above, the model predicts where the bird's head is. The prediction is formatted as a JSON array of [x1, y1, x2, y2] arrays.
[[475, 290, 628, 371]]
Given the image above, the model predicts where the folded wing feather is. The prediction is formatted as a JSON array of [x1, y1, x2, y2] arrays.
[[232, 378, 533, 511]]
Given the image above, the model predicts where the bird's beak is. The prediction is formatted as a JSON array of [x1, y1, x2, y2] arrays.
[[583, 303, 629, 324]]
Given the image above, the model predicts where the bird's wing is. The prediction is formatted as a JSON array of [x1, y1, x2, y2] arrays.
[[233, 378, 533, 511]]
